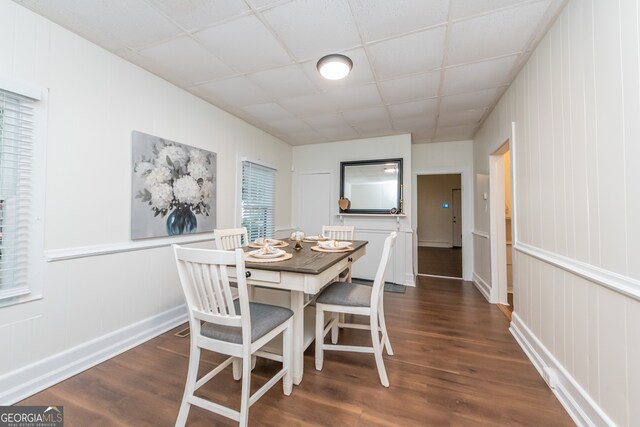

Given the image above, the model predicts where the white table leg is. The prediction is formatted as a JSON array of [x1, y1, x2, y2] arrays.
[[290, 290, 305, 385]]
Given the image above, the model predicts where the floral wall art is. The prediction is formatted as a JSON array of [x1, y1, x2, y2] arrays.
[[131, 131, 216, 239]]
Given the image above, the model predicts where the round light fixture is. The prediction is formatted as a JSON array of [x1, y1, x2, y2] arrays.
[[317, 54, 353, 80]]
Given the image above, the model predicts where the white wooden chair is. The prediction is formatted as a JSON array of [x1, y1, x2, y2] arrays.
[[322, 225, 355, 282], [322, 225, 354, 241], [173, 245, 293, 427], [214, 227, 248, 250], [314, 232, 397, 387]]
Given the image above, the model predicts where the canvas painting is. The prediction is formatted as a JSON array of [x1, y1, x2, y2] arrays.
[[131, 131, 216, 239]]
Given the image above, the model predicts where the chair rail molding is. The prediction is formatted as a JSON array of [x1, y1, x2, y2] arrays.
[[44, 234, 215, 262], [514, 241, 640, 302]]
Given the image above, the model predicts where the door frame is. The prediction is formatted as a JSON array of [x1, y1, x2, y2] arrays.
[[412, 166, 472, 281], [489, 122, 517, 305]]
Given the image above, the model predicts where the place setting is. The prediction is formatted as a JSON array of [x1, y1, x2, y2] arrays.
[[310, 239, 354, 253], [245, 244, 293, 263], [248, 237, 289, 249]]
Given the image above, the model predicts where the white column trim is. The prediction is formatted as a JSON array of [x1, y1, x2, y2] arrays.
[[472, 230, 490, 239]]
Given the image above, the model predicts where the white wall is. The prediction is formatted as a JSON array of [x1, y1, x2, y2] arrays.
[[292, 134, 414, 286], [473, 0, 640, 425], [0, 0, 292, 403], [412, 140, 474, 280]]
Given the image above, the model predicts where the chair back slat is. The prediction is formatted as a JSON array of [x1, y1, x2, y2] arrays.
[[174, 246, 250, 331], [322, 225, 355, 241], [214, 227, 249, 250], [370, 232, 397, 307]]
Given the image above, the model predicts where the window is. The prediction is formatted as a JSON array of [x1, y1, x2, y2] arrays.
[[241, 160, 276, 242], [0, 83, 43, 304]]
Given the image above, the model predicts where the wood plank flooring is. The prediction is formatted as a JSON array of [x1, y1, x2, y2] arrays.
[[418, 247, 463, 277], [19, 277, 573, 426]]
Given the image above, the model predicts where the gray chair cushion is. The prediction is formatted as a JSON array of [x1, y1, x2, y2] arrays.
[[315, 282, 372, 307], [201, 301, 293, 344]]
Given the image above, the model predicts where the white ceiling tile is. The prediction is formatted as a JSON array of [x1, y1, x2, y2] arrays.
[[388, 99, 439, 120], [195, 76, 272, 106], [353, 120, 394, 136], [303, 113, 349, 129], [450, 0, 536, 20], [447, 1, 549, 65], [349, 0, 449, 42], [392, 115, 437, 132], [316, 126, 359, 140], [285, 130, 325, 145], [242, 102, 296, 121], [437, 109, 486, 127], [247, 64, 319, 99], [194, 14, 292, 73], [246, 0, 292, 10], [262, 0, 361, 60], [342, 107, 389, 124], [137, 36, 234, 85], [279, 93, 337, 117], [148, 0, 250, 32], [434, 123, 478, 140], [367, 26, 447, 79], [267, 118, 312, 133], [301, 48, 375, 90], [439, 87, 503, 112], [328, 84, 383, 111], [378, 71, 441, 104], [442, 55, 517, 95]]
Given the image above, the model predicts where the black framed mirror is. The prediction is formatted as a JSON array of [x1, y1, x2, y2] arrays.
[[339, 158, 403, 214]]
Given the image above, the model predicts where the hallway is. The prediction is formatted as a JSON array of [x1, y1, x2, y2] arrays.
[[21, 277, 572, 426]]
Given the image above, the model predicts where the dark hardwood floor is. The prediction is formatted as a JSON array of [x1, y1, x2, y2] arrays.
[[418, 246, 463, 277], [20, 277, 573, 426]]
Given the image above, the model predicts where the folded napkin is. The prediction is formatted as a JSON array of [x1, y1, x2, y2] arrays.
[[318, 240, 351, 249]]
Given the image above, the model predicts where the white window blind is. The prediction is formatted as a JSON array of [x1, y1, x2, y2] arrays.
[[241, 161, 276, 242], [0, 89, 35, 299]]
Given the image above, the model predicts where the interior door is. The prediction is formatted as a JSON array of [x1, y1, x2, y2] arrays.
[[452, 189, 462, 247], [298, 172, 331, 235]]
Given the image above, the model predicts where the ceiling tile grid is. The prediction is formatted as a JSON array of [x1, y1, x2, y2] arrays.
[[14, 0, 568, 145]]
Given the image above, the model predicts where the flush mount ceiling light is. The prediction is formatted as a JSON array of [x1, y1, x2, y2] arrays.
[[317, 54, 353, 80]]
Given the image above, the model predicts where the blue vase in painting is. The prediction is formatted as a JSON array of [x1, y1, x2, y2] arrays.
[[166, 205, 197, 236]]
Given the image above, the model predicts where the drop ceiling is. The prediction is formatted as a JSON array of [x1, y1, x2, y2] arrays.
[[14, 0, 567, 146]]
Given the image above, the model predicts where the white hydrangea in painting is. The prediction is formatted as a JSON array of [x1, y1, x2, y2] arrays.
[[131, 131, 217, 239]]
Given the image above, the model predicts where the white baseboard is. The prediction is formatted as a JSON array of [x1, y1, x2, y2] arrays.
[[0, 305, 188, 405], [472, 272, 491, 302], [510, 313, 615, 427]]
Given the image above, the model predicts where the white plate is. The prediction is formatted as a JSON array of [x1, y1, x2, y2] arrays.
[[317, 240, 352, 249], [249, 248, 285, 259], [253, 238, 284, 246]]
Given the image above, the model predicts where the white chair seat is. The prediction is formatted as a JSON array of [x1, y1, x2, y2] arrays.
[[202, 302, 293, 344], [315, 282, 371, 307]]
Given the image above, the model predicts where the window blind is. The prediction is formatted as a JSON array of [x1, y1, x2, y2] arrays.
[[0, 89, 35, 299], [241, 161, 276, 242]]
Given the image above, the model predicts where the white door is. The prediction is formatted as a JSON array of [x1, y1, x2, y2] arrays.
[[298, 172, 331, 235], [452, 189, 462, 247]]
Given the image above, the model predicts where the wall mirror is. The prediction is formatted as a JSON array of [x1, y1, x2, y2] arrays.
[[340, 158, 403, 214]]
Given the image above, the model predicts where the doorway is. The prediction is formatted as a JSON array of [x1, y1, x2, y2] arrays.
[[489, 139, 514, 315], [416, 174, 462, 278]]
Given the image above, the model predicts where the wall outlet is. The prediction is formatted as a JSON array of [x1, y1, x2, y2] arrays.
[[542, 367, 558, 389]]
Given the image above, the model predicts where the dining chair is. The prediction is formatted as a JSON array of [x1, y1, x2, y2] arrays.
[[173, 245, 293, 427], [214, 227, 249, 250], [321, 225, 355, 282], [314, 232, 397, 387], [321, 225, 355, 241]]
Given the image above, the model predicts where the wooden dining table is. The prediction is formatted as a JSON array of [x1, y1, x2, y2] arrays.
[[228, 239, 368, 385]]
